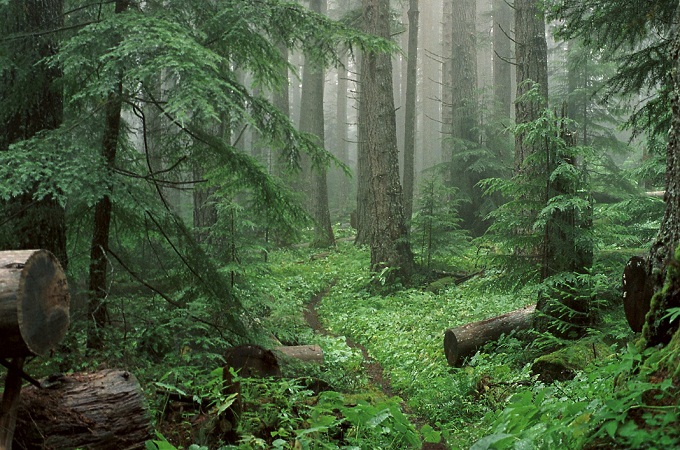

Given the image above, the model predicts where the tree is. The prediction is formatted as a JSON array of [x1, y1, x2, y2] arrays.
[[0, 0, 393, 348], [299, 0, 335, 248], [86, 0, 129, 350], [449, 0, 481, 234], [548, 0, 680, 345], [0, 0, 68, 268], [402, 0, 419, 225], [514, 0, 549, 169], [644, 2, 680, 346], [493, 0, 513, 118], [359, 0, 414, 283]]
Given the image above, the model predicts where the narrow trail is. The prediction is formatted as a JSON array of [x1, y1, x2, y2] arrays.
[[304, 288, 447, 450]]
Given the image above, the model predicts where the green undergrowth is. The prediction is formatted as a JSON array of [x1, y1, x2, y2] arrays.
[[269, 239, 678, 449]]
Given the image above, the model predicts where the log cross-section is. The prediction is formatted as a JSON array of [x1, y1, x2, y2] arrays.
[[444, 304, 536, 366], [0, 249, 70, 358]]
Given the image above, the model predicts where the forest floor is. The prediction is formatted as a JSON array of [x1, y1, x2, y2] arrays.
[[303, 285, 448, 450]]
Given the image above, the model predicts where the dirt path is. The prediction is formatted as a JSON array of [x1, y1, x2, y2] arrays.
[[304, 288, 447, 450]]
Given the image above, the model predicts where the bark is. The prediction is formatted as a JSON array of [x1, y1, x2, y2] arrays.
[[402, 0, 419, 225], [273, 41, 291, 179], [87, 0, 130, 350], [299, 0, 335, 248], [492, 0, 513, 118], [361, 0, 415, 283], [335, 52, 351, 214], [450, 0, 481, 234], [13, 370, 152, 450], [443, 304, 536, 366], [354, 51, 372, 246], [441, 0, 453, 173], [0, 250, 70, 358], [645, 3, 680, 346], [542, 111, 592, 279], [0, 0, 68, 269], [514, 0, 548, 170], [275, 345, 324, 364]]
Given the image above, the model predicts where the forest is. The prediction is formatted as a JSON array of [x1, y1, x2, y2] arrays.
[[0, 0, 679, 449]]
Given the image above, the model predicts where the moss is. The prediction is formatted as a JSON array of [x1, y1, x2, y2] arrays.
[[641, 244, 680, 348], [531, 340, 614, 383], [426, 277, 456, 293]]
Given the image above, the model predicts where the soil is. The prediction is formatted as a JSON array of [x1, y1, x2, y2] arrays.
[[304, 288, 448, 450]]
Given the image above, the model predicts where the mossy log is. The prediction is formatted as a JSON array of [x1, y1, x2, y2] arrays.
[[623, 256, 653, 332], [443, 304, 536, 366], [12, 370, 152, 449], [0, 249, 70, 358], [531, 341, 613, 383]]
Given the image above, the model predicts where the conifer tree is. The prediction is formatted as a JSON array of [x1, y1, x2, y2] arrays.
[[0, 0, 395, 345], [0, 0, 68, 268], [359, 0, 414, 283]]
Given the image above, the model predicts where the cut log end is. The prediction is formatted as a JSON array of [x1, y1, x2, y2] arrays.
[[0, 249, 70, 357]]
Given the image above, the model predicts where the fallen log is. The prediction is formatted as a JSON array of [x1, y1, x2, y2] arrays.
[[12, 369, 152, 450], [622, 256, 653, 332], [0, 249, 70, 358], [444, 304, 536, 367], [275, 344, 324, 364]]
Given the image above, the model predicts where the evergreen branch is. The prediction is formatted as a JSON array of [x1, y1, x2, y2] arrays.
[[106, 248, 237, 340], [0, 21, 98, 42]]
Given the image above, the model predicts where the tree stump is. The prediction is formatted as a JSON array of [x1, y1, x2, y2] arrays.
[[623, 255, 654, 332], [13, 370, 152, 449], [443, 305, 536, 366], [0, 249, 70, 358]]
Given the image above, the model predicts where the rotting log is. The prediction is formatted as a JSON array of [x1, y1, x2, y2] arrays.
[[444, 304, 536, 367], [12, 370, 151, 450], [275, 344, 324, 364], [0, 249, 70, 358], [623, 255, 654, 332]]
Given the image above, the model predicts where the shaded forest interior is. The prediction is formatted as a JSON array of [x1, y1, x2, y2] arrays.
[[1, 0, 679, 449]]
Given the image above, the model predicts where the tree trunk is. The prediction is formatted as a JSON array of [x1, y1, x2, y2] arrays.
[[514, 0, 548, 170], [13, 370, 152, 450], [0, 249, 70, 358], [402, 0, 419, 226], [299, 0, 335, 248], [273, 41, 291, 179], [87, 0, 129, 350], [0, 0, 68, 270], [443, 304, 536, 366], [334, 52, 351, 214], [440, 0, 453, 177], [492, 0, 513, 118], [645, 2, 680, 347], [361, 0, 415, 283], [450, 0, 481, 234]]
